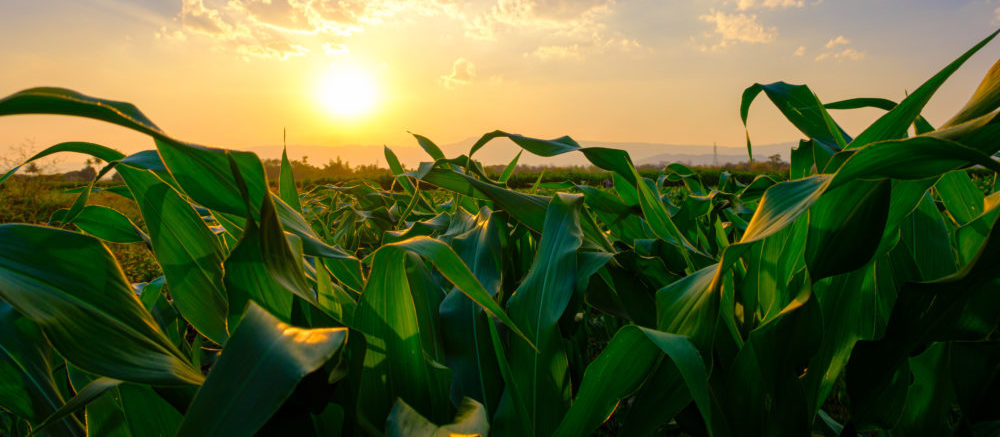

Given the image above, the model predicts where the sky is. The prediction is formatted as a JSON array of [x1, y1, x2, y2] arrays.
[[1, 0, 999, 169]]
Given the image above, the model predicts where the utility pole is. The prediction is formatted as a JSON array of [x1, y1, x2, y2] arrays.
[[713, 142, 718, 166]]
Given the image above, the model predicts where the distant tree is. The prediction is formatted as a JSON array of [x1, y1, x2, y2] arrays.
[[768, 154, 783, 167]]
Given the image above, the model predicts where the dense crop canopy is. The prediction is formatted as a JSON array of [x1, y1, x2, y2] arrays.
[[2, 31, 1000, 437]]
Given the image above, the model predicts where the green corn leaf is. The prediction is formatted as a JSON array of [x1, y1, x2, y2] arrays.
[[467, 130, 636, 184], [900, 194, 959, 281], [154, 138, 271, 220], [439, 208, 505, 414], [0, 141, 124, 185], [376, 236, 532, 347], [553, 326, 713, 437], [385, 146, 416, 195], [0, 302, 84, 436], [30, 377, 121, 437], [804, 256, 898, 418], [945, 56, 1000, 127], [849, 29, 1000, 148], [499, 150, 522, 184], [955, 191, 1000, 265], [117, 166, 229, 346], [0, 88, 271, 220], [891, 343, 956, 436], [411, 132, 447, 161], [936, 170, 985, 226], [176, 303, 347, 437], [279, 146, 301, 213], [633, 175, 697, 270], [493, 194, 584, 437], [50, 205, 147, 244], [0, 224, 203, 385], [65, 367, 131, 437], [741, 82, 851, 153], [656, 263, 719, 348], [116, 383, 184, 437], [741, 175, 830, 243], [223, 217, 295, 327], [848, 213, 1000, 429], [386, 397, 489, 437], [830, 136, 1000, 191], [825, 97, 935, 134], [354, 248, 453, 429], [315, 257, 356, 327], [804, 180, 891, 280], [717, 277, 820, 437]]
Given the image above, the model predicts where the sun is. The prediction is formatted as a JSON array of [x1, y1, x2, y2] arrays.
[[317, 66, 378, 118]]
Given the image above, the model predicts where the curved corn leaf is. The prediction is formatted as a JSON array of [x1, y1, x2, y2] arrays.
[[176, 303, 347, 437], [0, 141, 124, 185], [494, 194, 584, 437], [50, 206, 146, 244], [117, 166, 229, 345], [0, 224, 203, 385], [741, 82, 851, 154], [117, 383, 183, 437], [386, 397, 489, 437], [849, 29, 999, 148], [945, 56, 1000, 127], [354, 248, 453, 429], [279, 146, 301, 213], [0, 302, 83, 436], [848, 214, 1000, 429], [553, 326, 713, 437], [30, 377, 121, 437], [440, 208, 505, 414], [376, 236, 531, 346]]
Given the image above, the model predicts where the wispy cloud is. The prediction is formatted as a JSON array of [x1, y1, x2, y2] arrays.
[[162, 0, 420, 60], [696, 9, 777, 51], [794, 45, 805, 56], [815, 35, 864, 61], [161, 0, 637, 62], [815, 48, 864, 61], [736, 0, 804, 11], [440, 57, 476, 89], [825, 35, 849, 48], [529, 35, 640, 61], [530, 44, 584, 60], [465, 0, 615, 40]]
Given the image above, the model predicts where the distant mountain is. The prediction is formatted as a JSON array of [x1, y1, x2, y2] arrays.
[[245, 139, 797, 168], [32, 139, 797, 176], [636, 143, 795, 167]]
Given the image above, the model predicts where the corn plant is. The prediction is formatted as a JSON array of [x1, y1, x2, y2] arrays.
[[1, 30, 1000, 437]]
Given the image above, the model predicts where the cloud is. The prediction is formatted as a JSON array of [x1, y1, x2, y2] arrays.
[[794, 45, 805, 56], [530, 44, 584, 60], [815, 47, 864, 61], [180, 0, 232, 35], [528, 35, 640, 61], [736, 0, 804, 10], [167, 0, 415, 60], [465, 0, 616, 42], [697, 9, 777, 51], [815, 35, 864, 61], [440, 57, 476, 89], [163, 0, 637, 62], [825, 35, 849, 48]]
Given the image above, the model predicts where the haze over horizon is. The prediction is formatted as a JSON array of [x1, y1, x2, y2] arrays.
[[1, 0, 998, 170]]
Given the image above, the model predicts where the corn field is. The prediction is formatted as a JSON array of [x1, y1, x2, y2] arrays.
[[2, 31, 1000, 437]]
